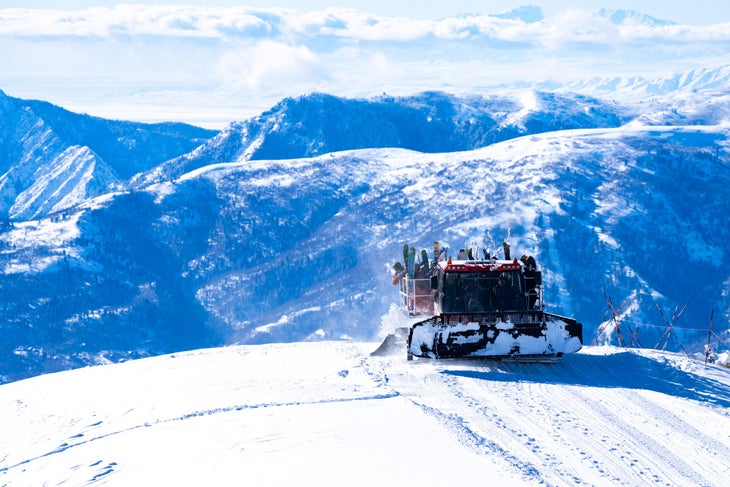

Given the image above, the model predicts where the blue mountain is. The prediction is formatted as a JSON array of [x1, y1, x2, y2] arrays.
[[134, 91, 625, 185], [0, 90, 217, 220], [0, 88, 728, 383]]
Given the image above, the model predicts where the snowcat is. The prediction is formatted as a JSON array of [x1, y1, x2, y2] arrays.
[[377, 242, 583, 361]]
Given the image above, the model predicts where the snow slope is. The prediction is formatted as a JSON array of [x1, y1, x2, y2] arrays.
[[2, 121, 729, 384], [0, 90, 218, 219], [1, 342, 729, 486]]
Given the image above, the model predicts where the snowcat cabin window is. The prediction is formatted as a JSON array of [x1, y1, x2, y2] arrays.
[[461, 273, 480, 312], [491, 270, 526, 311], [442, 272, 465, 313], [504, 271, 524, 295], [478, 273, 498, 311], [461, 273, 478, 295], [466, 272, 493, 312]]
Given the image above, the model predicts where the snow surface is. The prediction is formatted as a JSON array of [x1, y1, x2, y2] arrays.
[[0, 214, 82, 274], [1, 342, 729, 486]]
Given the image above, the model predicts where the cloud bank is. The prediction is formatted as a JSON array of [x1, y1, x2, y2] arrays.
[[3, 5, 730, 44], [1, 4, 729, 127]]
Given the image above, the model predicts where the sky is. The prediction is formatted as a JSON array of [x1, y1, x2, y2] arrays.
[[4, 0, 730, 25], [2, 1, 730, 128]]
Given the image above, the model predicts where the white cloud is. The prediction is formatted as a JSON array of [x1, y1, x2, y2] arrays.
[[0, 4, 727, 44], [217, 40, 327, 91], [3, 4, 730, 128], [0, 5, 282, 38]]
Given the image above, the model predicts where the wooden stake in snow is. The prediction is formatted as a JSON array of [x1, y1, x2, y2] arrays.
[[654, 301, 690, 358], [705, 309, 714, 366], [591, 288, 628, 347]]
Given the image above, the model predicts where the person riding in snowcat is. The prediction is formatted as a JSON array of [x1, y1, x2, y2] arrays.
[[386, 241, 583, 361]]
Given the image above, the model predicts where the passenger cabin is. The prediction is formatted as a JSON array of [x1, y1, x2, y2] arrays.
[[396, 257, 542, 318]]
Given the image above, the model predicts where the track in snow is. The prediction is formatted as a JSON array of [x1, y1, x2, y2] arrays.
[[367, 346, 730, 486], [2, 342, 729, 486]]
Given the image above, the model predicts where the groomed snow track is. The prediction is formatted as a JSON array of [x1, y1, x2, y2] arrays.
[[368, 345, 730, 486], [2, 342, 729, 486]]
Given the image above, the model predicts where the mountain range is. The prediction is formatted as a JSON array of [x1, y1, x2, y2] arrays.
[[0, 78, 729, 383]]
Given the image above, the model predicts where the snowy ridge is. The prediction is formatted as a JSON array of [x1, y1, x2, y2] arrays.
[[0, 341, 728, 485], [569, 66, 730, 101], [1, 122, 729, 383], [10, 145, 116, 220], [1, 89, 730, 383], [0, 90, 218, 219], [133, 90, 626, 185]]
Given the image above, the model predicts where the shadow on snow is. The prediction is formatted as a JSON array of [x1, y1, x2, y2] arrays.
[[439, 350, 730, 408]]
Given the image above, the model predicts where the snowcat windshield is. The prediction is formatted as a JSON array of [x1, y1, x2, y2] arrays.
[[442, 270, 525, 313]]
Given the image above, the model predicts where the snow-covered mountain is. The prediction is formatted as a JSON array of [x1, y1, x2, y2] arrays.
[[133, 90, 625, 186], [1, 86, 729, 383], [568, 67, 730, 101], [1, 341, 729, 486], [596, 8, 676, 27], [493, 5, 544, 23], [0, 90, 217, 220]]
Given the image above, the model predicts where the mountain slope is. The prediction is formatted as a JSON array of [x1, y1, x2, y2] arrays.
[[1, 122, 728, 383], [191, 125, 729, 349], [1, 342, 729, 486], [0, 90, 218, 219], [135, 90, 626, 185], [568, 67, 730, 103]]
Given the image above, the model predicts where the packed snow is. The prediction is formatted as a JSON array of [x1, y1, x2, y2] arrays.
[[1, 341, 729, 486]]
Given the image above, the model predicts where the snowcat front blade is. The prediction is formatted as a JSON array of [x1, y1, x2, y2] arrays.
[[406, 312, 581, 361]]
